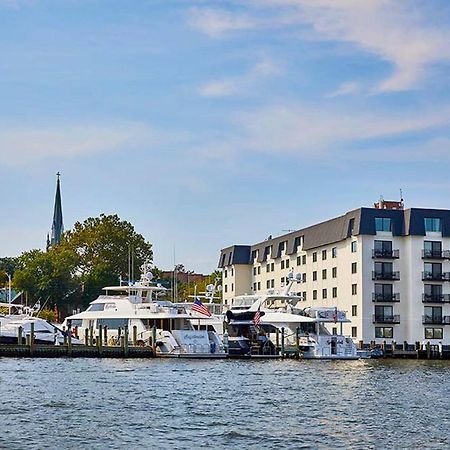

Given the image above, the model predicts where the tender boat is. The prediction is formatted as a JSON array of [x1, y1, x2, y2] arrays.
[[63, 263, 226, 358], [226, 272, 359, 359]]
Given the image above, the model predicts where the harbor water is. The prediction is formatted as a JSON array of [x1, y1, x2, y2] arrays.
[[0, 358, 449, 449]]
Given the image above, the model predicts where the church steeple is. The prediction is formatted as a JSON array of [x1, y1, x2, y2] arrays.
[[49, 172, 64, 248]]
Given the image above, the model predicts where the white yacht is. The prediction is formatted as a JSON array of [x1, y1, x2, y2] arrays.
[[63, 264, 226, 358], [226, 273, 359, 359]]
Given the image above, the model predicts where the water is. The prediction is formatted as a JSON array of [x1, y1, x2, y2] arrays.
[[0, 358, 449, 449]]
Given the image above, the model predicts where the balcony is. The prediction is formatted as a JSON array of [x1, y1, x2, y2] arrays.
[[422, 271, 450, 282], [372, 249, 399, 259], [422, 249, 450, 259], [422, 293, 450, 303], [422, 315, 450, 325], [373, 314, 400, 324], [372, 292, 400, 303], [372, 271, 400, 281]]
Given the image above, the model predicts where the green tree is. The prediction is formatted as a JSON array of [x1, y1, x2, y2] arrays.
[[13, 248, 79, 308]]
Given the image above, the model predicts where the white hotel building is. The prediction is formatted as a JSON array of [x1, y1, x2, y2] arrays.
[[218, 201, 450, 346]]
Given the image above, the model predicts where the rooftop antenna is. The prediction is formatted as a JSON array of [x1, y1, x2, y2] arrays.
[[400, 188, 404, 209], [282, 229, 295, 233]]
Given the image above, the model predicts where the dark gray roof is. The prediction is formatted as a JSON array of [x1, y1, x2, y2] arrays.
[[218, 207, 450, 267]]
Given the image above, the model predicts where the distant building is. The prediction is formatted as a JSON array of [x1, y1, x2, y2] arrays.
[[47, 172, 64, 250], [219, 201, 450, 346]]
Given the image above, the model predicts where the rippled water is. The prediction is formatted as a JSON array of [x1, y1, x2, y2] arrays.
[[0, 358, 449, 449]]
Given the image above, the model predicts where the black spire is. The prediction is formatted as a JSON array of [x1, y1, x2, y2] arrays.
[[50, 172, 64, 248]]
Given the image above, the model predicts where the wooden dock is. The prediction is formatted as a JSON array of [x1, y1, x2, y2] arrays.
[[0, 344, 154, 358]]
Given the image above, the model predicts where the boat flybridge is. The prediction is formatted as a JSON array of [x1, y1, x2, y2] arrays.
[[226, 272, 359, 359], [63, 263, 226, 358]]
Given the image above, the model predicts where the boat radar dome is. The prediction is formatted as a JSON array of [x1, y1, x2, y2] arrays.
[[295, 273, 302, 281], [206, 284, 215, 292]]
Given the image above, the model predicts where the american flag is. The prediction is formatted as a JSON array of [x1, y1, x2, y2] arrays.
[[192, 298, 212, 317], [253, 307, 261, 326]]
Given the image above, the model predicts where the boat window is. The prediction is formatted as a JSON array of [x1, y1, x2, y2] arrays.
[[104, 303, 116, 310], [70, 319, 83, 327], [87, 303, 105, 312], [96, 318, 128, 329]]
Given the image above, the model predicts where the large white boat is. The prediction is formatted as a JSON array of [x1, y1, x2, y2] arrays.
[[63, 264, 226, 358], [226, 273, 359, 359]]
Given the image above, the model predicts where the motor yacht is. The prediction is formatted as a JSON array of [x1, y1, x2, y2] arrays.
[[226, 272, 359, 359], [63, 263, 226, 358]]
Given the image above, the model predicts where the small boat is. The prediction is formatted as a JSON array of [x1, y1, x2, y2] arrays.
[[63, 263, 226, 358]]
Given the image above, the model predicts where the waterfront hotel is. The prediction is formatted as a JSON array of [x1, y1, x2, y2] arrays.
[[218, 200, 450, 346]]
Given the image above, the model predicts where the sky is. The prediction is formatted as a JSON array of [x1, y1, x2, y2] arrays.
[[1, 0, 450, 273]]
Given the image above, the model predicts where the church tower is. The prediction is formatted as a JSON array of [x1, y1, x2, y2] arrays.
[[47, 172, 64, 250]]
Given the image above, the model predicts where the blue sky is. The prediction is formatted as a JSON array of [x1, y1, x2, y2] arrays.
[[1, 0, 450, 273]]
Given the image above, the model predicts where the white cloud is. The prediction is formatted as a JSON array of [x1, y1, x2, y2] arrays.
[[235, 103, 450, 155], [199, 57, 282, 97], [326, 81, 360, 98], [186, 7, 258, 38], [0, 122, 172, 167], [188, 1, 450, 92]]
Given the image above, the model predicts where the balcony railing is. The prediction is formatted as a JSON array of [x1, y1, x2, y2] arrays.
[[372, 249, 399, 259], [372, 292, 400, 302], [422, 271, 450, 281], [422, 293, 450, 303], [372, 271, 400, 281], [373, 314, 400, 324], [422, 249, 449, 259], [422, 315, 450, 325]]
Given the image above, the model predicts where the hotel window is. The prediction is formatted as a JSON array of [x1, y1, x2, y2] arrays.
[[352, 305, 357, 316], [251, 250, 258, 261], [374, 240, 393, 257], [253, 282, 257, 291], [352, 327, 357, 338], [424, 284, 442, 301], [322, 250, 327, 260], [352, 284, 357, 295], [302, 273, 306, 282], [266, 280, 270, 289], [313, 271, 317, 281], [424, 306, 442, 324], [425, 328, 443, 339], [375, 217, 392, 232], [332, 247, 337, 258], [351, 262, 357, 274], [224, 270, 227, 278], [351, 241, 357, 252], [257, 282, 261, 290], [258, 266, 261, 275], [302, 255, 306, 264], [297, 256, 301, 266], [313, 252, 317, 262], [332, 287, 337, 298], [424, 262, 442, 279], [322, 289, 327, 299], [231, 283, 234, 291], [322, 269, 327, 280], [375, 327, 393, 339], [348, 218, 355, 236], [224, 285, 228, 293], [281, 260, 285, 270], [271, 279, 275, 288], [425, 218, 441, 233], [332, 267, 337, 278], [294, 236, 302, 252], [281, 277, 285, 285], [313, 290, 317, 300], [424, 241, 442, 258], [253, 267, 257, 275], [266, 264, 270, 273], [285, 259, 290, 268], [271, 263, 274, 271], [302, 292, 307, 301], [231, 268, 234, 276]]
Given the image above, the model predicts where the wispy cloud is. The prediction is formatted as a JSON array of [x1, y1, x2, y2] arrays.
[[0, 122, 174, 167], [188, 1, 450, 92], [326, 81, 360, 98], [235, 103, 450, 155], [199, 57, 282, 97]]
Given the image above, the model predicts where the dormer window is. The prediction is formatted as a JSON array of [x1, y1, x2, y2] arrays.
[[425, 218, 441, 233], [375, 217, 392, 232]]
